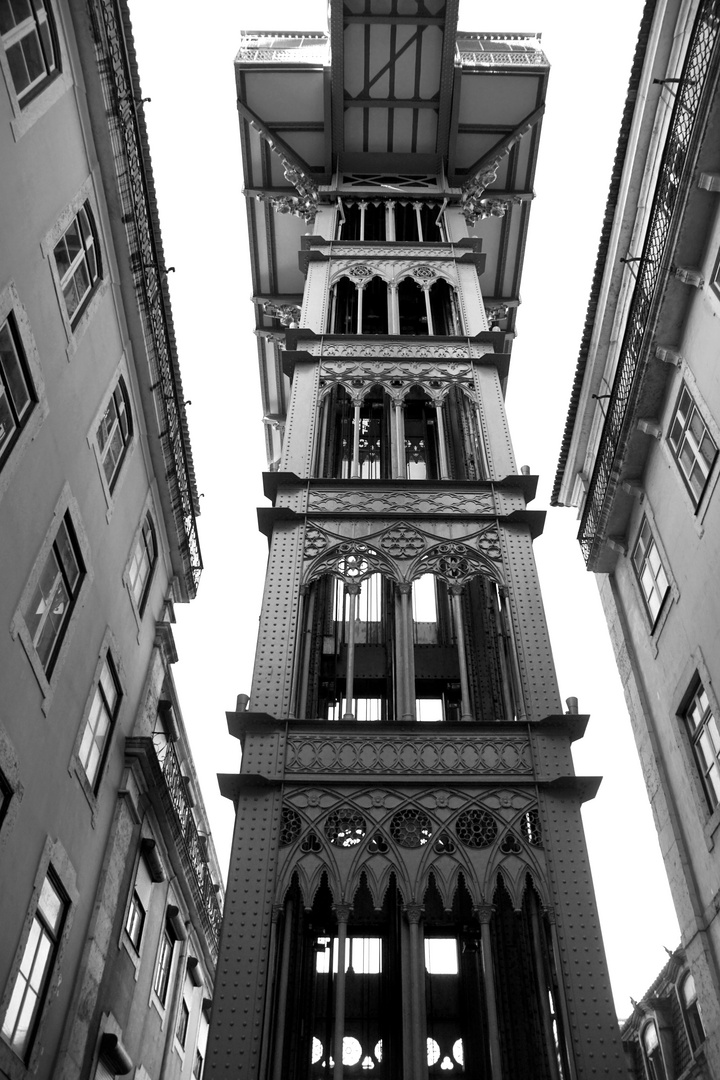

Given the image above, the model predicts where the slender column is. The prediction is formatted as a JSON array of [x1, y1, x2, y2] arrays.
[[499, 588, 526, 720], [356, 285, 364, 334], [386, 199, 396, 241], [342, 584, 359, 720], [449, 585, 473, 721], [398, 583, 415, 721], [395, 401, 406, 478], [271, 898, 294, 1080], [405, 904, 426, 1080], [358, 200, 367, 241], [333, 904, 352, 1080], [423, 286, 434, 335], [289, 587, 305, 718], [434, 402, 450, 479], [351, 403, 362, 479], [476, 905, 502, 1080], [474, 404, 491, 479], [388, 283, 399, 334], [413, 201, 423, 241], [546, 908, 577, 1080], [316, 393, 330, 478], [529, 898, 561, 1080], [297, 587, 313, 721], [400, 918, 413, 1080], [492, 586, 515, 722], [260, 904, 282, 1080]]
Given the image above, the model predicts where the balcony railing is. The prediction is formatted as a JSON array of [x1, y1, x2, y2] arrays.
[[154, 734, 223, 955], [578, 0, 720, 565], [456, 33, 547, 67], [237, 32, 330, 66]]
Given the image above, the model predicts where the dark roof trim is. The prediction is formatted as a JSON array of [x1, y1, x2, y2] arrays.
[[551, 0, 658, 506]]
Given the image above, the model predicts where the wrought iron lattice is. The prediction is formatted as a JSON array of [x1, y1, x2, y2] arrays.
[[280, 807, 302, 846], [325, 807, 367, 847], [389, 807, 433, 848], [455, 808, 498, 848], [579, 0, 720, 565], [92, 0, 202, 595]]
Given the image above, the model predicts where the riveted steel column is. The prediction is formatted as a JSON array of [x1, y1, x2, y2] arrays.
[[476, 905, 502, 1080], [333, 904, 351, 1080]]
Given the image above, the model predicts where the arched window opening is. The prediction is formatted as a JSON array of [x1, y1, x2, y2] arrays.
[[325, 387, 388, 480], [364, 202, 386, 242], [419, 203, 443, 242], [679, 972, 705, 1052], [394, 202, 419, 241], [361, 277, 388, 335], [331, 277, 358, 334], [341, 202, 361, 240], [309, 573, 395, 723], [429, 279, 459, 335], [642, 1022, 666, 1080], [398, 278, 428, 335], [404, 391, 439, 479]]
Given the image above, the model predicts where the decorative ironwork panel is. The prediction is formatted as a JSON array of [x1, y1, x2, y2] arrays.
[[285, 734, 532, 774]]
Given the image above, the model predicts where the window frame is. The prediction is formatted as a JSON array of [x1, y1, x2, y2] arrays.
[[0, 283, 47, 505], [11, 487, 92, 706], [631, 517, 671, 629], [0, 0, 71, 139], [153, 923, 176, 1007], [176, 998, 190, 1049], [0, 838, 77, 1075], [95, 375, 134, 496], [683, 679, 720, 814], [0, 312, 37, 472], [52, 202, 101, 329], [76, 646, 123, 795], [677, 970, 705, 1053], [0, 0, 60, 106], [667, 380, 718, 511], [126, 510, 158, 618]]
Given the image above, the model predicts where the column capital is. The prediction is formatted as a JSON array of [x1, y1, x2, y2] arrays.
[[448, 582, 465, 597], [474, 903, 495, 925], [396, 582, 412, 596], [272, 903, 285, 923], [333, 903, 352, 923], [345, 582, 361, 596], [404, 903, 424, 925]]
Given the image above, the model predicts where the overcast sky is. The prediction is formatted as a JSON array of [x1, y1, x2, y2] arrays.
[[127, 0, 681, 1014]]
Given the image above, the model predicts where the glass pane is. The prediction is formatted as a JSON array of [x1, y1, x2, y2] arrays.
[[425, 938, 458, 974], [21, 30, 44, 83], [417, 698, 443, 722], [26, 548, 60, 641], [55, 520, 80, 592], [1, 323, 31, 419], [35, 576, 69, 669], [100, 659, 118, 710], [37, 875, 64, 933], [0, 391, 17, 456]]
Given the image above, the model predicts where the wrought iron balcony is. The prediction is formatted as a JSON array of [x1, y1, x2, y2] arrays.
[[92, 0, 202, 597], [153, 734, 223, 955], [237, 32, 330, 66], [578, 0, 720, 566]]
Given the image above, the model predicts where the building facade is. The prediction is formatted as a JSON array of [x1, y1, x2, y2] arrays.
[[553, 0, 720, 1075], [622, 946, 710, 1080], [208, 5, 626, 1080], [0, 2, 221, 1080]]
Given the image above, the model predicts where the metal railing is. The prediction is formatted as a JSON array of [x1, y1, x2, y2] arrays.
[[93, 0, 202, 596], [578, 0, 720, 565], [155, 735, 223, 955], [237, 32, 329, 65], [456, 33, 547, 67]]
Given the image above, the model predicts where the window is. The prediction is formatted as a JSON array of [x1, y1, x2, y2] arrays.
[[1, 871, 67, 1059], [125, 891, 145, 953], [24, 511, 84, 676], [668, 383, 717, 508], [0, 0, 59, 105], [193, 1049, 203, 1080], [124, 852, 152, 954], [97, 379, 132, 492], [679, 972, 705, 1052], [128, 513, 157, 614], [684, 682, 720, 811], [0, 768, 12, 835], [642, 1021, 666, 1080], [176, 999, 189, 1048], [78, 653, 121, 790], [632, 519, 670, 625], [53, 203, 101, 326], [0, 315, 36, 472], [153, 924, 175, 1005]]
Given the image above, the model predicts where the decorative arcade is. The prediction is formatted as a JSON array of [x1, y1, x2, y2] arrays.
[[207, 4, 627, 1080]]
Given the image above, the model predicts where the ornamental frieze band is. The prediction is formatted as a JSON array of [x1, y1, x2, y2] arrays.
[[284, 734, 532, 775]]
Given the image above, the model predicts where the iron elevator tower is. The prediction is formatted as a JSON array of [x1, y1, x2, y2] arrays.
[[209, 4, 626, 1079]]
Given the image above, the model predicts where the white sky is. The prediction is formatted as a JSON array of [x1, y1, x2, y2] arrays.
[[128, 0, 681, 1015]]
